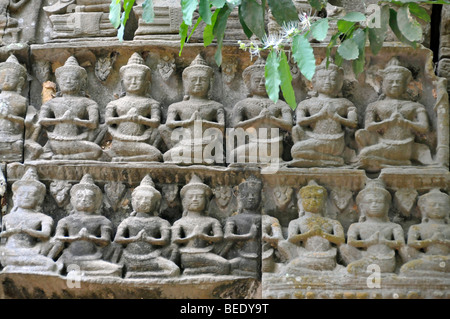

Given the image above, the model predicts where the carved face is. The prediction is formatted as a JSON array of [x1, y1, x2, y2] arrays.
[[359, 192, 389, 218], [0, 69, 23, 92], [300, 188, 325, 214], [122, 68, 147, 95], [183, 188, 207, 212], [72, 188, 97, 213], [13, 185, 43, 209], [185, 70, 210, 98], [421, 195, 450, 220], [213, 186, 232, 208], [57, 70, 83, 95], [313, 69, 342, 96], [132, 190, 159, 214], [382, 72, 408, 98], [249, 70, 267, 97], [239, 187, 261, 211]]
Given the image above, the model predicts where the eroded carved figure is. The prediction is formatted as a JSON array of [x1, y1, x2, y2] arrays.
[[171, 175, 229, 275], [356, 57, 433, 172], [340, 180, 405, 274], [0, 167, 59, 274], [159, 54, 225, 165], [400, 189, 450, 275], [38, 56, 103, 161], [114, 175, 179, 278], [105, 52, 162, 162], [290, 59, 358, 167], [48, 174, 122, 277], [230, 58, 293, 164], [278, 181, 345, 272]]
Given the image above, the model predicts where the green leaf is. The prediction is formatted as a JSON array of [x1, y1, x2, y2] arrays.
[[311, 18, 329, 42], [326, 32, 341, 68], [204, 9, 220, 46], [352, 28, 367, 75], [238, 5, 253, 38], [199, 0, 212, 25], [368, 4, 389, 55], [334, 50, 343, 66], [341, 12, 366, 22], [337, 38, 359, 60], [308, 0, 325, 11], [278, 50, 297, 110], [408, 3, 430, 23], [142, 0, 154, 23], [240, 0, 266, 40], [181, 0, 199, 26], [389, 8, 417, 48], [213, 5, 232, 66], [179, 21, 189, 56], [397, 5, 422, 42], [109, 0, 121, 28], [265, 50, 281, 103], [211, 0, 226, 8], [267, 0, 299, 26], [337, 20, 355, 34], [292, 34, 316, 81], [187, 16, 202, 42]]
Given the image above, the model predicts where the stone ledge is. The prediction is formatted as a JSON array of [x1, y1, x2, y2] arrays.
[[0, 272, 260, 299]]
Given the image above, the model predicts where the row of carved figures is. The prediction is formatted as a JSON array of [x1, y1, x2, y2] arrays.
[[0, 52, 448, 172], [1, 167, 448, 279]]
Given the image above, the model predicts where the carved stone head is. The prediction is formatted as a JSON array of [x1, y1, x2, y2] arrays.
[[182, 54, 213, 99], [298, 180, 327, 215], [120, 52, 151, 96], [55, 56, 87, 95], [180, 174, 212, 213], [356, 179, 391, 221], [312, 59, 344, 97], [380, 57, 412, 99], [242, 57, 267, 97], [417, 188, 450, 222], [0, 55, 27, 93], [12, 167, 46, 210], [70, 174, 103, 214], [131, 175, 161, 215], [237, 176, 262, 212]]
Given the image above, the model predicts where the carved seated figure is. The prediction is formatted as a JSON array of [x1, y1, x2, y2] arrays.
[[278, 181, 345, 272], [0, 55, 28, 162], [400, 189, 450, 275], [290, 59, 358, 167], [38, 56, 103, 161], [0, 167, 60, 274], [340, 180, 405, 274], [159, 54, 225, 165], [230, 58, 293, 164], [171, 175, 229, 275], [114, 175, 179, 278], [49, 174, 122, 277], [223, 176, 262, 277], [105, 53, 162, 162], [355, 57, 433, 172]]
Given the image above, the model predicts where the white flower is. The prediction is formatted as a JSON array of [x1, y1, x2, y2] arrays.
[[282, 21, 300, 38], [299, 10, 313, 32], [262, 33, 284, 50], [249, 42, 261, 59]]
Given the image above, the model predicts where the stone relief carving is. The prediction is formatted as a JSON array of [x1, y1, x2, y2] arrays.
[[157, 53, 176, 83], [36, 56, 103, 161], [290, 59, 358, 167], [95, 52, 117, 82], [355, 57, 433, 172], [49, 179, 72, 208], [0, 55, 28, 163], [230, 58, 293, 164], [105, 52, 162, 162], [159, 54, 225, 165], [0, 167, 60, 274]]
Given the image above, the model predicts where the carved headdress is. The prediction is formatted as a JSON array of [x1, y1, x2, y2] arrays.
[[132, 174, 161, 201], [238, 175, 263, 193], [12, 167, 46, 195], [0, 55, 27, 80], [417, 188, 450, 219], [242, 57, 265, 88], [299, 180, 327, 199], [70, 174, 103, 210], [55, 56, 87, 80], [180, 174, 212, 198], [380, 57, 412, 81], [182, 54, 213, 80], [356, 179, 391, 204], [120, 52, 151, 80]]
